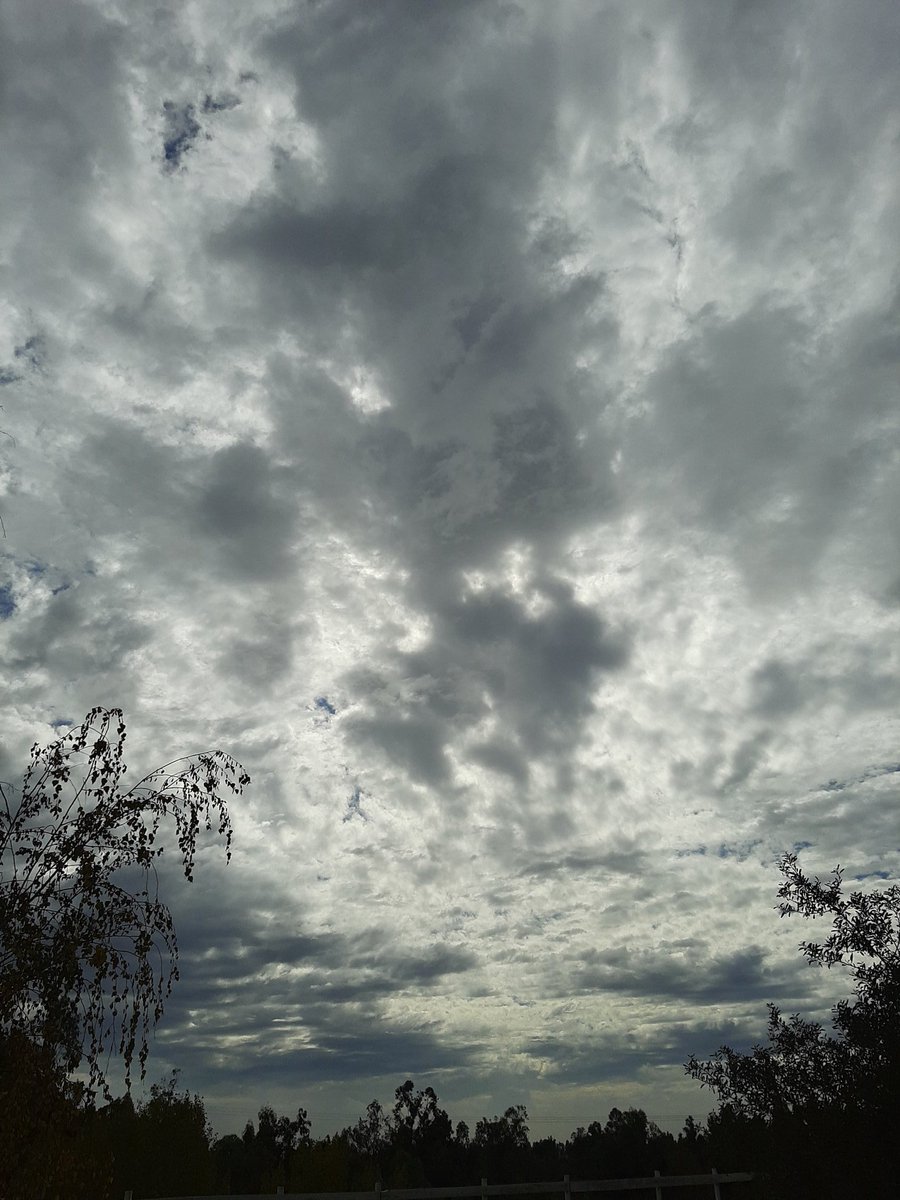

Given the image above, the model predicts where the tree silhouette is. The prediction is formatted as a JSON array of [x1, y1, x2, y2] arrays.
[[256, 1102, 312, 1189], [473, 1105, 531, 1180], [687, 850, 900, 1197], [108, 1070, 214, 1197], [348, 1098, 392, 1168], [0, 706, 249, 1097], [687, 852, 900, 1120], [474, 1104, 530, 1151], [776, 850, 900, 1115], [0, 1029, 114, 1199], [392, 1079, 452, 1156]]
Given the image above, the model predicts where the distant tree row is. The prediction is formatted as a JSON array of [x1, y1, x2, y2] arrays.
[[0, 1064, 726, 1199]]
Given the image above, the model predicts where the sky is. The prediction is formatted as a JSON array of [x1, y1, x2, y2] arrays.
[[1, 0, 899, 1145]]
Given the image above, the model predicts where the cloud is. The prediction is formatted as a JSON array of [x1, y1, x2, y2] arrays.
[[3, 0, 899, 1144], [345, 712, 452, 788], [340, 578, 629, 796], [193, 441, 299, 582]]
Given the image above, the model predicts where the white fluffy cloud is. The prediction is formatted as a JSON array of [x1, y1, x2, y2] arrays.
[[2, 0, 898, 1139]]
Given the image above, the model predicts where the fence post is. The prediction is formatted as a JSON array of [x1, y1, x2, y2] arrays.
[[124, 1193, 132, 1200], [711, 1166, 721, 1200], [654, 1168, 662, 1200], [481, 1177, 488, 1200], [277, 1189, 284, 1196], [376, 1180, 382, 1200], [564, 1174, 571, 1200]]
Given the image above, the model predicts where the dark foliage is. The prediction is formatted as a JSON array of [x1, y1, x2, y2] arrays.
[[0, 1030, 114, 1199], [0, 1059, 758, 1198], [686, 851, 900, 1198], [205, 1089, 683, 1196], [91, 1071, 214, 1199], [0, 708, 249, 1099]]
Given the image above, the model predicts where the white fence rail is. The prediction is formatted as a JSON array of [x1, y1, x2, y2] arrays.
[[126, 1167, 754, 1200]]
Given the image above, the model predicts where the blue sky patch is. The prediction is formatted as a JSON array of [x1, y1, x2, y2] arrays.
[[717, 840, 763, 862], [343, 786, 366, 823], [0, 584, 15, 619]]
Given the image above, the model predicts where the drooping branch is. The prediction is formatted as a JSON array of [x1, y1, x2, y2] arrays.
[[0, 707, 249, 1096]]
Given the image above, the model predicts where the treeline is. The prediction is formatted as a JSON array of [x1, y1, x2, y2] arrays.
[[0, 1055, 731, 1199], [111, 1084, 714, 1196], [6, 1042, 898, 1200]]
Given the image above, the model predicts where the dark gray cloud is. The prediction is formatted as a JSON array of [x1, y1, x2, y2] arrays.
[[215, 611, 298, 688], [341, 580, 629, 790], [519, 847, 648, 881], [469, 738, 530, 785], [193, 441, 299, 582], [750, 660, 806, 718], [569, 944, 789, 1005], [2, 578, 151, 686], [346, 712, 452, 788], [142, 864, 483, 1100], [750, 646, 900, 722]]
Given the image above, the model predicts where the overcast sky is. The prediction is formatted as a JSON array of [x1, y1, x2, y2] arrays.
[[2, 0, 899, 1143]]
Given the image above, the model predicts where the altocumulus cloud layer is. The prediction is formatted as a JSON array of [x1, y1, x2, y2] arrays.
[[1, 0, 899, 1138]]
